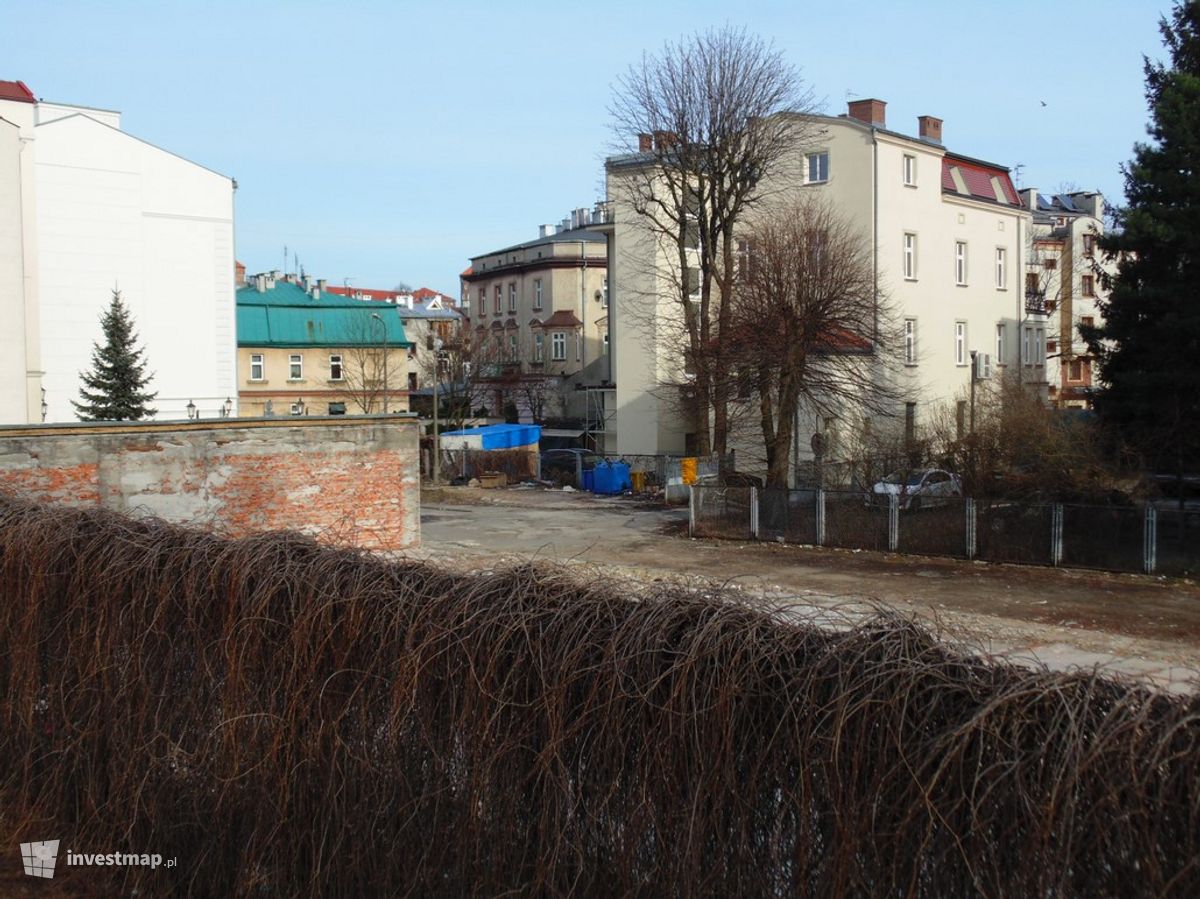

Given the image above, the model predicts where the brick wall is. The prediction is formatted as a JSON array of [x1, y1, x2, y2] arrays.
[[0, 416, 420, 550]]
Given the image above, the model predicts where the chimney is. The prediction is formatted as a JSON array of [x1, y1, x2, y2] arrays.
[[652, 130, 677, 150], [638, 132, 652, 152], [317, 278, 327, 291], [255, 274, 266, 293], [918, 115, 943, 144], [538, 224, 554, 238], [302, 274, 312, 292], [847, 98, 886, 128], [1019, 187, 1038, 211], [310, 286, 319, 299]]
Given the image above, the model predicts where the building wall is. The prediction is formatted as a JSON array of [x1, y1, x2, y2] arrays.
[[0, 119, 27, 423], [0, 416, 420, 550], [237, 346, 410, 416], [32, 113, 236, 424]]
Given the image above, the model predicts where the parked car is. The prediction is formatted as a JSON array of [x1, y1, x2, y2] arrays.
[[867, 468, 962, 511], [539, 449, 601, 487]]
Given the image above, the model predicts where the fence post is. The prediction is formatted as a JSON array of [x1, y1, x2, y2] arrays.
[[1051, 504, 1064, 566], [1144, 505, 1157, 575], [688, 486, 696, 537], [965, 498, 977, 560], [816, 489, 826, 546], [888, 493, 900, 552], [750, 487, 760, 540]]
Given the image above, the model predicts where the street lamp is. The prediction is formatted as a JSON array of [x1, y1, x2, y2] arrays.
[[186, 399, 197, 420], [221, 397, 233, 418], [370, 312, 389, 415], [431, 338, 445, 485]]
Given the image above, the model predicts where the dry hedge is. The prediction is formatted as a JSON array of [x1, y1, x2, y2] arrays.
[[0, 495, 1198, 897]]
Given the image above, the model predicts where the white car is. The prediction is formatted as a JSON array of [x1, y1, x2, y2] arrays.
[[868, 469, 962, 511]]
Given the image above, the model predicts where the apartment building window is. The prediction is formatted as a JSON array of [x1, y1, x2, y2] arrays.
[[955, 321, 967, 366], [329, 354, 343, 381], [955, 241, 967, 285], [601, 276, 609, 306], [478, 288, 486, 316], [1081, 315, 1095, 329], [250, 354, 264, 381], [1082, 274, 1095, 297], [1083, 233, 1096, 256], [995, 323, 1006, 365], [289, 354, 303, 380], [1044, 257, 1057, 270], [603, 331, 609, 352], [904, 317, 918, 365], [686, 266, 701, 301], [551, 332, 567, 361], [508, 333, 518, 358], [995, 247, 1007, 289], [1022, 325, 1045, 367], [533, 278, 543, 310], [290, 402, 304, 416], [494, 285, 502, 314], [508, 283, 517, 312], [903, 233, 916, 280], [903, 154, 916, 186], [1026, 272, 1039, 294], [534, 332, 544, 362], [805, 151, 829, 184]]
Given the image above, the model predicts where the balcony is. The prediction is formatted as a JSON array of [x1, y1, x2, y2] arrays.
[[1025, 288, 1048, 316]]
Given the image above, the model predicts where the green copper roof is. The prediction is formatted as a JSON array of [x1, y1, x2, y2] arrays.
[[237, 279, 410, 348]]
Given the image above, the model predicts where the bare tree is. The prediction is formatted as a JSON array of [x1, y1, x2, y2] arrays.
[[730, 198, 895, 488], [340, 311, 403, 414], [609, 27, 816, 464]]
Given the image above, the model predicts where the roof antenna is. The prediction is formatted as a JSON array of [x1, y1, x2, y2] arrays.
[[1012, 163, 1025, 188]]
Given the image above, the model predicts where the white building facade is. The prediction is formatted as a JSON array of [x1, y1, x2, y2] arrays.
[[0, 79, 236, 424], [605, 99, 1043, 469]]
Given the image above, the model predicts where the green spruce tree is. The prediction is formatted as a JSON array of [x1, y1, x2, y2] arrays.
[[72, 289, 158, 421], [1085, 1, 1200, 474]]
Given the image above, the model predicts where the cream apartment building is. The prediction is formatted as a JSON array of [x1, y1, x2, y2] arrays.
[[0, 79, 236, 424], [604, 99, 1042, 467], [1021, 190, 1110, 409]]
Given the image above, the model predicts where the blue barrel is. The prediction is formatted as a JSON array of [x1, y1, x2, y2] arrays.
[[581, 468, 596, 492], [590, 461, 610, 494], [610, 461, 632, 493]]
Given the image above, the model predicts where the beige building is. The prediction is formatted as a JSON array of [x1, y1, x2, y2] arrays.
[[602, 98, 1040, 470], [461, 216, 608, 377], [1021, 190, 1110, 409], [236, 272, 411, 417]]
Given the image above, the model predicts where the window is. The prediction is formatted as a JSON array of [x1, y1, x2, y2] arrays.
[[903, 154, 916, 186], [494, 285, 502, 314], [1068, 359, 1083, 382], [955, 321, 967, 366], [1022, 325, 1045, 367], [327, 402, 346, 415], [576, 333, 582, 362], [904, 317, 918, 365], [1083, 233, 1096, 256], [250, 353, 264, 381], [1026, 272, 1039, 294], [601, 277, 608, 306], [508, 283, 517, 312], [995, 247, 1007, 289], [903, 233, 916, 279], [1044, 257, 1057, 270], [686, 266, 701, 301], [995, 323, 1006, 365], [477, 288, 485, 315], [289, 402, 303, 416], [1081, 315, 1095, 329], [408, 372, 417, 390], [551, 332, 567, 361], [534, 332, 544, 362], [1082, 275, 1095, 297], [329, 354, 343, 381], [508, 333, 518, 358], [289, 354, 303, 380], [603, 331, 609, 352], [805, 151, 829, 184], [533, 278, 543, 309], [955, 241, 967, 285]]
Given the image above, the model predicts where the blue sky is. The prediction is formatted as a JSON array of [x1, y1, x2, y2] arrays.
[[7, 1, 1166, 295]]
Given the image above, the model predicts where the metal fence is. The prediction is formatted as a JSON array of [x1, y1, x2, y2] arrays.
[[689, 486, 1200, 576]]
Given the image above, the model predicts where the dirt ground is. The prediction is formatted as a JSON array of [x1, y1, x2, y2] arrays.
[[415, 485, 1200, 690]]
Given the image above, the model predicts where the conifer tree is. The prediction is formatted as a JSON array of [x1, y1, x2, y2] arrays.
[[72, 290, 158, 421], [1085, 1, 1200, 472]]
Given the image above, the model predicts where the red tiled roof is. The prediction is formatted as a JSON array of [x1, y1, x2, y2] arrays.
[[460, 266, 473, 277], [941, 155, 1020, 205], [326, 284, 455, 305], [0, 80, 35, 104], [540, 310, 583, 329]]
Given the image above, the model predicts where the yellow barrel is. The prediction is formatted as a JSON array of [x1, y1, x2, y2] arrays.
[[681, 457, 697, 485], [630, 470, 646, 492]]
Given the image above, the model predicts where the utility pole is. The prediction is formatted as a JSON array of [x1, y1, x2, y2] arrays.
[[370, 312, 389, 415], [432, 338, 445, 485]]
